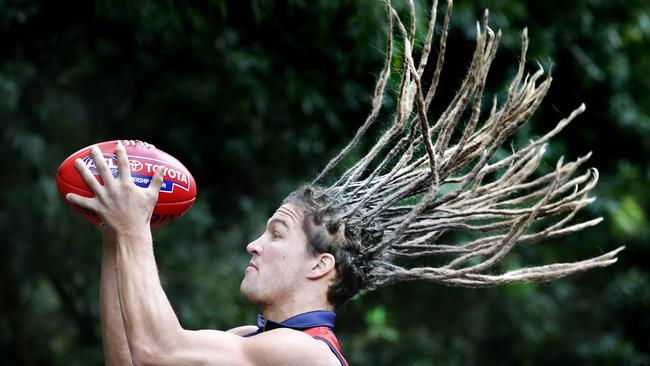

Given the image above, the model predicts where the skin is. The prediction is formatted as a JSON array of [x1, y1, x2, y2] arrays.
[[67, 142, 341, 366]]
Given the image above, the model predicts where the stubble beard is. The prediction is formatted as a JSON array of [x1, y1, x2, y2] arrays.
[[240, 271, 264, 305]]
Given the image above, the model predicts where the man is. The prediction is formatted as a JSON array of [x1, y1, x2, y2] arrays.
[[67, 0, 623, 364]]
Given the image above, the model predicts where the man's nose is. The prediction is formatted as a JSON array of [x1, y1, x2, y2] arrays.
[[246, 237, 262, 255]]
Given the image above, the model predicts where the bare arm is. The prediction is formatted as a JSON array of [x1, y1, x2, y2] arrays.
[[113, 229, 183, 362], [113, 230, 338, 366], [100, 236, 134, 366]]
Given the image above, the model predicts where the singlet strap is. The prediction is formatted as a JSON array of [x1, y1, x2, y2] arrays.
[[303, 326, 349, 366]]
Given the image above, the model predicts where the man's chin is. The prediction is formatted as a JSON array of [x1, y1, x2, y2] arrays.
[[240, 281, 260, 304]]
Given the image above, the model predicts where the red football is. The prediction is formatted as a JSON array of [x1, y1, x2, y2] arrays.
[[56, 139, 197, 228]]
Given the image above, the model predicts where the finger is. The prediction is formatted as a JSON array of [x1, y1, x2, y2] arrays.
[[66, 192, 99, 212], [74, 158, 104, 195], [89, 145, 115, 186], [149, 165, 165, 194], [114, 141, 132, 184]]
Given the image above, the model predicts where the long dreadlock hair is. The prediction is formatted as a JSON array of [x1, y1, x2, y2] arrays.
[[285, 0, 623, 308]]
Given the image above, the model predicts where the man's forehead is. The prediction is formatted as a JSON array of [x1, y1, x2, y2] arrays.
[[270, 204, 303, 225]]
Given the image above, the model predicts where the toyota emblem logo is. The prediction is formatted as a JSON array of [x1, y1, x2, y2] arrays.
[[129, 159, 143, 172]]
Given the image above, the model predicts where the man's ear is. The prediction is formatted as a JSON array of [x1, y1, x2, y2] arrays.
[[307, 253, 336, 280]]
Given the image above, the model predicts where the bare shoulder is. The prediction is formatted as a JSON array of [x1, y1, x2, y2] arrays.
[[243, 328, 341, 366]]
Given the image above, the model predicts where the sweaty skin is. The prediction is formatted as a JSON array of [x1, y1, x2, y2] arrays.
[[66, 142, 340, 366]]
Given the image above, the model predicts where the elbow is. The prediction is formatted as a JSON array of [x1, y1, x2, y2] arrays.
[[128, 328, 187, 366], [129, 339, 171, 366], [130, 342, 158, 366]]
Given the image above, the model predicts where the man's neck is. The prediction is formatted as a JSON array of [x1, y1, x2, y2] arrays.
[[262, 301, 333, 323]]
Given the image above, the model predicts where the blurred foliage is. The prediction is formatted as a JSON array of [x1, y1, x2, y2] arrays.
[[1, 0, 649, 365]]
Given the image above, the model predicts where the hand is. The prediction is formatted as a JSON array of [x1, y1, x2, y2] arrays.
[[66, 141, 164, 237]]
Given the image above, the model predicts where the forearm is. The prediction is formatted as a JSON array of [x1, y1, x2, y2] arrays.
[[115, 230, 183, 361], [100, 239, 135, 365]]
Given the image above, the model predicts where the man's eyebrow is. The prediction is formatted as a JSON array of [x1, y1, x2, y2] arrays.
[[267, 218, 290, 230]]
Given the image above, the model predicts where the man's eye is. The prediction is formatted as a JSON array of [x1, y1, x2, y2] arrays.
[[272, 231, 282, 239]]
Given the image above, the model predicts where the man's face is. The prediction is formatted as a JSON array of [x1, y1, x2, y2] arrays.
[[240, 203, 314, 305]]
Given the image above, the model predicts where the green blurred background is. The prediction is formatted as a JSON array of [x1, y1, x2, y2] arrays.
[[1, 0, 649, 365]]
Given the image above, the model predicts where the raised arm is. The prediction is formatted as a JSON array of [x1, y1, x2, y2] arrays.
[[114, 228, 337, 365], [100, 234, 134, 366]]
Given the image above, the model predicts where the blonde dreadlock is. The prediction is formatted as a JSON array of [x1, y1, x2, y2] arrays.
[[286, 0, 623, 307]]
